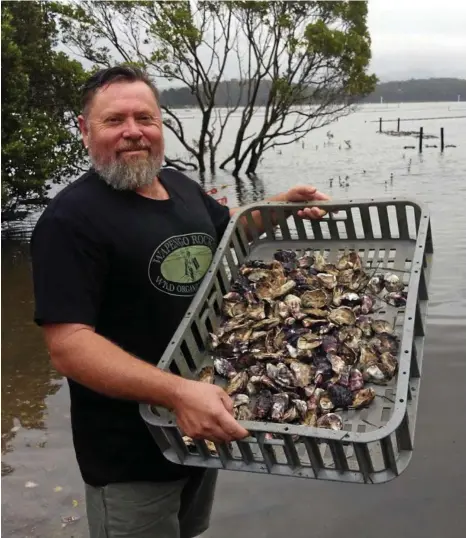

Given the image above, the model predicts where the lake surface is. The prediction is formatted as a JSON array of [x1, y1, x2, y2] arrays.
[[2, 103, 466, 537]]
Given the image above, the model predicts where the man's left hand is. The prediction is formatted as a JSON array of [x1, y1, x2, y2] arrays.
[[283, 185, 331, 219]]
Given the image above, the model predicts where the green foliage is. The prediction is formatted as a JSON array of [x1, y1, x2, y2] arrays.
[[1, 1, 88, 220]]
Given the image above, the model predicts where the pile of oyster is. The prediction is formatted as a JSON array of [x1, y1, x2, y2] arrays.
[[200, 249, 407, 433]]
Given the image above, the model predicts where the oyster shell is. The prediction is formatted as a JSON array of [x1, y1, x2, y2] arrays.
[[328, 306, 356, 326], [379, 351, 398, 379], [327, 383, 354, 408], [235, 404, 253, 421], [301, 289, 330, 309], [199, 366, 215, 384], [288, 361, 312, 387], [271, 393, 290, 422], [253, 390, 273, 419], [319, 392, 335, 412], [317, 273, 337, 290], [316, 413, 343, 430], [214, 358, 237, 379], [349, 368, 364, 391], [283, 405, 299, 423], [368, 276, 384, 294], [352, 387, 376, 409], [384, 273, 405, 292], [225, 371, 249, 395], [233, 393, 250, 407], [372, 319, 394, 335]]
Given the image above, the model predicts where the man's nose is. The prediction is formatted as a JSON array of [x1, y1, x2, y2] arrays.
[[122, 118, 143, 139]]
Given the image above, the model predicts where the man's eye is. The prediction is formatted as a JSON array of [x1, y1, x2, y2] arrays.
[[106, 117, 121, 124]]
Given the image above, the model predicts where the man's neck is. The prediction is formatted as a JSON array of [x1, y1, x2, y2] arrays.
[[136, 176, 170, 200]]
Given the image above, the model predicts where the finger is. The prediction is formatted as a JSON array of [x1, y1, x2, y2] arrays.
[[312, 190, 331, 201], [287, 185, 317, 202], [219, 392, 234, 414], [218, 411, 249, 440]]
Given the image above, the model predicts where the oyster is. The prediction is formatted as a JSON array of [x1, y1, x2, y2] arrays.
[[274, 363, 296, 389], [384, 273, 405, 293], [223, 299, 247, 318], [368, 276, 384, 294], [319, 392, 335, 412], [363, 364, 386, 384], [248, 363, 264, 376], [274, 249, 297, 264], [322, 335, 338, 354], [246, 381, 257, 395], [356, 315, 373, 337], [372, 319, 394, 335], [327, 383, 354, 408], [312, 253, 327, 272], [253, 390, 273, 419], [317, 273, 337, 290], [301, 289, 330, 309], [337, 269, 354, 287], [328, 306, 356, 326], [329, 354, 348, 376], [293, 399, 308, 419], [379, 352, 398, 379], [249, 374, 278, 391], [349, 270, 370, 292], [352, 387, 376, 409], [340, 292, 361, 307], [225, 371, 249, 395], [314, 358, 333, 386], [214, 358, 237, 379], [360, 295, 375, 315], [284, 294, 302, 316], [283, 405, 299, 423], [349, 368, 364, 392], [288, 361, 312, 387], [235, 404, 253, 421], [303, 409, 318, 427], [297, 333, 322, 351], [277, 301, 290, 319], [316, 413, 343, 430], [233, 394, 250, 407], [385, 291, 407, 307], [199, 366, 215, 384], [271, 393, 290, 422], [246, 302, 266, 321], [297, 254, 314, 269], [301, 308, 328, 318]]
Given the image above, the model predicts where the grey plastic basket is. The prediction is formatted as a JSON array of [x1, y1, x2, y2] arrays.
[[140, 198, 433, 484]]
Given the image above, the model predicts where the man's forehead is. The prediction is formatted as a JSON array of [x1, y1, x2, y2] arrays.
[[89, 81, 159, 114]]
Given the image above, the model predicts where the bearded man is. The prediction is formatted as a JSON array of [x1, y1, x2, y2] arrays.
[[31, 65, 330, 538]]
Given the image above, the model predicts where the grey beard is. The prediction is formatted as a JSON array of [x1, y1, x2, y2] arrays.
[[91, 153, 163, 191]]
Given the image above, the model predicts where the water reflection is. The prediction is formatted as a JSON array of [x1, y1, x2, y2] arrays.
[[1, 240, 63, 455]]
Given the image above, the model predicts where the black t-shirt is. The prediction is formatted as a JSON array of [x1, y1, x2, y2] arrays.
[[30, 167, 230, 486]]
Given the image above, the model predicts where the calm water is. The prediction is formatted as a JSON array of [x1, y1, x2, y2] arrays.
[[2, 103, 466, 537]]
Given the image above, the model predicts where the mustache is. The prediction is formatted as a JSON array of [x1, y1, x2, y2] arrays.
[[117, 144, 151, 153]]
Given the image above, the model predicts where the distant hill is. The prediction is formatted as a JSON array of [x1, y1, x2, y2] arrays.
[[360, 78, 466, 103], [159, 77, 466, 108]]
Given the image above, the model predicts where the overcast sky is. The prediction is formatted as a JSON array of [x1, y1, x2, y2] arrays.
[[368, 0, 466, 80]]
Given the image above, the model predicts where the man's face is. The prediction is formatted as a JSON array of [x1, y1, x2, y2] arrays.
[[78, 80, 164, 190]]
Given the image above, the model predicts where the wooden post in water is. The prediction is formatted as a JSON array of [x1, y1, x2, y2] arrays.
[[379, 117, 382, 133], [419, 127, 423, 153], [397, 118, 400, 132], [440, 127, 444, 152]]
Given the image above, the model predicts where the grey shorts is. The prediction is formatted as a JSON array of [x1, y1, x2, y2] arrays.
[[85, 469, 218, 538]]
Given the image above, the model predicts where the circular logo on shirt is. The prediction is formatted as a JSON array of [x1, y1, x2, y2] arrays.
[[148, 233, 215, 297]]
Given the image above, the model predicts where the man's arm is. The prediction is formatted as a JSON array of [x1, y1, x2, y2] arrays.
[[229, 185, 330, 239], [44, 323, 249, 442]]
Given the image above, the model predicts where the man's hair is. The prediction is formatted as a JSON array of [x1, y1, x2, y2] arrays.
[[81, 65, 160, 115]]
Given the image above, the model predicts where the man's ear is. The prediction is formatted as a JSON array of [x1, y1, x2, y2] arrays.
[[78, 115, 89, 148]]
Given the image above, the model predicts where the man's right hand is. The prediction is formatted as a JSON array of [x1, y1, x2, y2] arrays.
[[172, 379, 249, 443]]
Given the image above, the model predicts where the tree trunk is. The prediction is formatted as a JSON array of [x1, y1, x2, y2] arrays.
[[209, 147, 216, 173], [246, 150, 261, 176]]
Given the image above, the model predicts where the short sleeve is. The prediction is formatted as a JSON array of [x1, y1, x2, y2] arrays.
[[198, 189, 231, 239], [31, 211, 109, 327]]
